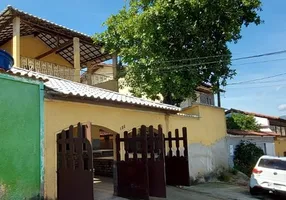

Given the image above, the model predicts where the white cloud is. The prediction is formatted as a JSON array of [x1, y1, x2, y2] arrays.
[[278, 104, 286, 111]]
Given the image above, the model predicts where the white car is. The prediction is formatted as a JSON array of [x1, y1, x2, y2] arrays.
[[250, 155, 286, 195]]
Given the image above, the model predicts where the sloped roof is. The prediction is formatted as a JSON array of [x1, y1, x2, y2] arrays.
[[227, 129, 278, 137], [0, 68, 47, 82], [0, 6, 111, 66], [10, 67, 180, 112], [226, 108, 284, 121]]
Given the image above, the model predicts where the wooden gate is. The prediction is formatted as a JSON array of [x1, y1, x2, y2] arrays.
[[57, 123, 94, 200], [147, 125, 166, 198], [115, 125, 166, 200], [165, 127, 190, 186]]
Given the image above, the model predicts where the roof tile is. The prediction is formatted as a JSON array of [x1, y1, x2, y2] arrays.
[[227, 129, 278, 137], [10, 67, 180, 112]]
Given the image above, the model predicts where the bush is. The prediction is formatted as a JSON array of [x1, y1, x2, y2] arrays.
[[229, 168, 238, 175], [218, 171, 231, 182], [227, 113, 260, 131], [233, 141, 264, 176]]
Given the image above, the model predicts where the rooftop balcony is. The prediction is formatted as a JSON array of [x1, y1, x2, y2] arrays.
[[20, 56, 75, 81]]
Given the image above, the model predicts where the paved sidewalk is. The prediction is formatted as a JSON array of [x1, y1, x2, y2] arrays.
[[93, 177, 285, 200], [180, 182, 283, 200]]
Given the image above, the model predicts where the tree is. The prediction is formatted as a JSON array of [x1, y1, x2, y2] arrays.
[[226, 113, 260, 131], [233, 141, 264, 176], [94, 0, 262, 105]]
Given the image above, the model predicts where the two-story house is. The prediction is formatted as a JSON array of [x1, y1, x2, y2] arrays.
[[0, 6, 230, 199], [0, 6, 116, 85]]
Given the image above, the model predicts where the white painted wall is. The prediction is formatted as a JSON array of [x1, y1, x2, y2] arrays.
[[226, 136, 276, 168], [187, 138, 228, 180]]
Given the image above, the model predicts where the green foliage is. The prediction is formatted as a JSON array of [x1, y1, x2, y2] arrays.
[[218, 171, 231, 182], [94, 0, 262, 105], [233, 141, 264, 176], [226, 113, 260, 131], [229, 168, 238, 175]]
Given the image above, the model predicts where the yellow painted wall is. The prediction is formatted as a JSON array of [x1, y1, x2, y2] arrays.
[[172, 104, 227, 145], [0, 36, 72, 67], [95, 80, 118, 92], [44, 99, 226, 199], [96, 66, 114, 77], [275, 138, 286, 156]]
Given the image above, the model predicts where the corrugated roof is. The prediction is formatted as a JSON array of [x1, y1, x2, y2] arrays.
[[227, 129, 278, 137], [0, 68, 47, 82], [10, 67, 181, 112]]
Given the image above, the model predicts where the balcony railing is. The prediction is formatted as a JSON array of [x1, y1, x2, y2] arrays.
[[81, 73, 113, 85], [20, 56, 75, 81]]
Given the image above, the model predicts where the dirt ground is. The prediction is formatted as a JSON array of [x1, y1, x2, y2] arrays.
[[93, 177, 286, 200]]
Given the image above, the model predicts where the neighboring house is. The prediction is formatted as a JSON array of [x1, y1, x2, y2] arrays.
[[226, 129, 278, 168], [226, 108, 286, 160], [81, 63, 217, 107], [81, 63, 118, 91], [180, 83, 217, 108], [0, 6, 228, 199], [0, 70, 44, 199]]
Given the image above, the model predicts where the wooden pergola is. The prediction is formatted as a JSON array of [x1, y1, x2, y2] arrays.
[[0, 6, 114, 82]]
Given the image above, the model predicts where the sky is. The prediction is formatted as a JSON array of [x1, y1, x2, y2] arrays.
[[0, 0, 285, 116]]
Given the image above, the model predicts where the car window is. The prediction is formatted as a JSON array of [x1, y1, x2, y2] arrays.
[[258, 158, 286, 170]]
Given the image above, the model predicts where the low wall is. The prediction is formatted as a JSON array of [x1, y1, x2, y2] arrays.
[[188, 137, 228, 180]]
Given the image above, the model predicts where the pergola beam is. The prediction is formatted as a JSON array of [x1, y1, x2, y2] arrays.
[[35, 40, 73, 60], [21, 19, 95, 46]]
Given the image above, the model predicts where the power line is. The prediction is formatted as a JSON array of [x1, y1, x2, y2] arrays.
[[232, 57, 286, 67], [224, 83, 286, 89], [233, 50, 286, 61], [226, 78, 286, 86], [154, 49, 286, 64], [149, 54, 286, 74], [79, 50, 286, 75], [227, 72, 286, 85]]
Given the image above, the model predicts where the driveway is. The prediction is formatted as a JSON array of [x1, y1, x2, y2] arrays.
[[93, 177, 219, 200], [93, 177, 285, 200], [180, 182, 285, 200]]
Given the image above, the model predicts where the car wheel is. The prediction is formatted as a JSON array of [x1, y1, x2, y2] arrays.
[[249, 187, 259, 195]]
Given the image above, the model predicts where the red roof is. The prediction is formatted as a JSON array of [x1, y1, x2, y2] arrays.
[[226, 108, 283, 121], [227, 129, 279, 137]]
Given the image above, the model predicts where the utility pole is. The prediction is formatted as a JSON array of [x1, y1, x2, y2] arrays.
[[217, 80, 221, 107]]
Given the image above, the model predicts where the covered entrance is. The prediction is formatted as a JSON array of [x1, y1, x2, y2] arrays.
[[56, 123, 190, 200]]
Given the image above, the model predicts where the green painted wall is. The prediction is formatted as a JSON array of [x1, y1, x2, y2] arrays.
[[0, 75, 42, 199]]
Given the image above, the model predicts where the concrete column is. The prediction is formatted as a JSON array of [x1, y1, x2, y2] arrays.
[[112, 53, 118, 79], [13, 17, 21, 67], [86, 61, 93, 85], [112, 53, 118, 91], [73, 37, 81, 82]]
